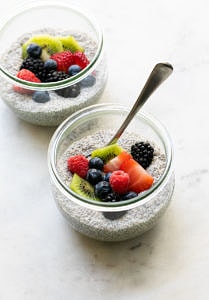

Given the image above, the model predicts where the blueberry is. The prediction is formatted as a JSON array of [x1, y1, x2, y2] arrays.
[[44, 59, 57, 71], [55, 84, 80, 98], [81, 75, 96, 87], [122, 191, 138, 200], [32, 91, 50, 103], [86, 168, 103, 185], [68, 64, 82, 76], [103, 172, 112, 182], [88, 157, 104, 170], [27, 43, 42, 58], [94, 181, 112, 199]]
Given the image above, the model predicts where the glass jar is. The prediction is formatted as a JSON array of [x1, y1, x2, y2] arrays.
[[48, 104, 175, 242], [0, 0, 107, 126]]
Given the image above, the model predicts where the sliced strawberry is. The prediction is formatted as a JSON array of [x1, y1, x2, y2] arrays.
[[120, 158, 154, 193], [103, 151, 132, 173]]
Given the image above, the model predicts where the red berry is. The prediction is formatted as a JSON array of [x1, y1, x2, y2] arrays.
[[67, 155, 89, 178], [50, 51, 74, 73], [109, 170, 130, 194], [73, 51, 89, 69], [13, 69, 41, 94]]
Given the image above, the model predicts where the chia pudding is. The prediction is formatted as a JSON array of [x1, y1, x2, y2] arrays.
[[0, 28, 107, 126], [50, 127, 175, 242]]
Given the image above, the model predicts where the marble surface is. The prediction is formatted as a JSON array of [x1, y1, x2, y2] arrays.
[[1, 0, 209, 299]]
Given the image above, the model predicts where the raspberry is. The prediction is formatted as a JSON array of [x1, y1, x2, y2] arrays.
[[73, 51, 89, 69], [67, 155, 89, 178], [109, 170, 130, 194], [13, 69, 41, 94], [50, 51, 74, 73]]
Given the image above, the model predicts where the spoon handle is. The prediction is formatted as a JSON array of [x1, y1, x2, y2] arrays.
[[107, 62, 173, 145]]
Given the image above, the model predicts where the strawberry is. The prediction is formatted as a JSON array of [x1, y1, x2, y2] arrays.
[[13, 69, 41, 94], [50, 51, 74, 73], [67, 155, 89, 178], [103, 151, 132, 173], [73, 51, 89, 69], [120, 158, 154, 193], [109, 170, 130, 194]]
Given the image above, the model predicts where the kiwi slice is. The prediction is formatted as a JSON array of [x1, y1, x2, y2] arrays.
[[70, 173, 100, 201], [22, 34, 63, 59], [58, 36, 84, 53], [91, 144, 123, 164]]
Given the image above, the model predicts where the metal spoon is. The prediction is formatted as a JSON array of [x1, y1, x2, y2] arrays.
[[107, 62, 173, 145]]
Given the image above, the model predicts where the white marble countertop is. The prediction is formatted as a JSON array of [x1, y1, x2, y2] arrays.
[[1, 0, 209, 299]]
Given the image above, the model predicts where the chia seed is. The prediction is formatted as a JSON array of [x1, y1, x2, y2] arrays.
[[0, 28, 107, 126]]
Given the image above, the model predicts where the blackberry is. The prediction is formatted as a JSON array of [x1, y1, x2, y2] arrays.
[[131, 141, 154, 169], [20, 57, 45, 81], [55, 84, 80, 98], [103, 192, 121, 202], [44, 70, 70, 82]]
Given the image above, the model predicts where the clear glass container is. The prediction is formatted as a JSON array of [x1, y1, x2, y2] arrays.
[[0, 0, 107, 126], [48, 104, 175, 242]]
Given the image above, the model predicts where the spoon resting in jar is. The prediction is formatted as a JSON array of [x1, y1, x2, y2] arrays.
[[107, 62, 173, 146]]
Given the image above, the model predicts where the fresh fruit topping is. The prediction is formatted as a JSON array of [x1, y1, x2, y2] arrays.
[[73, 51, 89, 69], [55, 84, 80, 98], [50, 51, 74, 73], [20, 57, 45, 81], [13, 69, 41, 94], [121, 191, 138, 200], [68, 64, 82, 76], [70, 173, 99, 201], [91, 144, 123, 164], [59, 36, 84, 53], [131, 142, 154, 169], [88, 157, 104, 170], [94, 181, 112, 200], [103, 150, 132, 173], [44, 59, 57, 71], [81, 75, 96, 87], [22, 34, 63, 59], [120, 158, 154, 193], [109, 170, 130, 194], [27, 43, 42, 58], [32, 91, 50, 103], [67, 155, 89, 178], [86, 169, 103, 185], [103, 172, 112, 182], [44, 70, 70, 82], [102, 192, 121, 202]]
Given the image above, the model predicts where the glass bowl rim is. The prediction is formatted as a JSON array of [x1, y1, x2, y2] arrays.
[[48, 103, 174, 212], [0, 0, 103, 91]]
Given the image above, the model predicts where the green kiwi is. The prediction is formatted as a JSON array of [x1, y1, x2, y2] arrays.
[[22, 34, 63, 59], [58, 36, 84, 53], [91, 144, 123, 164], [70, 173, 100, 201]]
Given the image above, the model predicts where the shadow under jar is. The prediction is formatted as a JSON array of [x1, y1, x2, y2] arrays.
[[48, 104, 175, 242], [0, 1, 107, 126]]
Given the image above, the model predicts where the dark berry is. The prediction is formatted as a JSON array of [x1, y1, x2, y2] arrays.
[[131, 141, 154, 169], [121, 191, 138, 200], [20, 57, 45, 81], [32, 91, 50, 103], [44, 70, 70, 82], [102, 192, 121, 202], [55, 84, 80, 98], [86, 168, 103, 185], [27, 43, 42, 58], [81, 75, 96, 87], [102, 211, 127, 220], [44, 59, 57, 71], [94, 181, 112, 199], [103, 172, 112, 182], [68, 64, 82, 76], [88, 157, 104, 170]]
